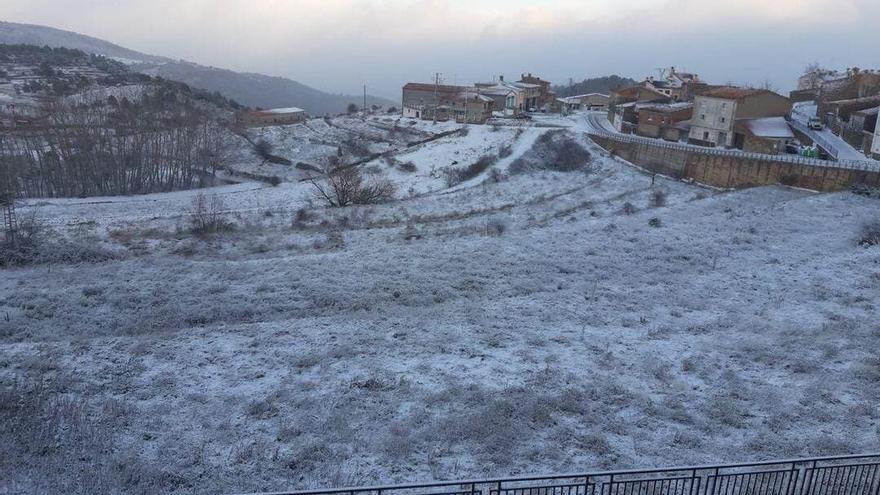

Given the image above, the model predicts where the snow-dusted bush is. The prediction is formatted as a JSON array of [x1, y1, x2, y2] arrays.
[[486, 218, 507, 236], [310, 166, 396, 207], [457, 155, 498, 184], [1, 213, 118, 266], [189, 192, 233, 234], [858, 220, 880, 247], [651, 189, 668, 208], [509, 130, 591, 174]]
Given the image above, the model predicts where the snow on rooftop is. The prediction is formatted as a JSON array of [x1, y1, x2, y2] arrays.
[[261, 107, 306, 114], [741, 117, 794, 139]]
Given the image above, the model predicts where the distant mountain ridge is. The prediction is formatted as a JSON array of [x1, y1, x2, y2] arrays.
[[0, 21, 394, 115]]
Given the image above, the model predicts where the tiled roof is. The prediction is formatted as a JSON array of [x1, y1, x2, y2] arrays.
[[701, 87, 767, 100], [260, 107, 305, 114], [403, 82, 468, 93], [640, 102, 694, 113]]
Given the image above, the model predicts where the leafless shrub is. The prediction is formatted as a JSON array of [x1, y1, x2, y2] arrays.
[[648, 217, 662, 228], [650, 189, 668, 207], [247, 398, 280, 419], [342, 138, 371, 158], [509, 131, 591, 174], [1, 211, 117, 266], [189, 192, 232, 234], [253, 139, 274, 160], [313, 231, 344, 250], [310, 166, 396, 207], [486, 218, 507, 236], [487, 168, 507, 183], [622, 202, 637, 215], [858, 220, 880, 247]]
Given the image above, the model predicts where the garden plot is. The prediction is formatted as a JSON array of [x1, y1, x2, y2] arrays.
[[225, 115, 463, 183], [1, 118, 879, 495]]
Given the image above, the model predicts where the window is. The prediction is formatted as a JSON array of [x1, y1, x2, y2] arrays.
[[703, 131, 710, 140], [721, 117, 726, 123], [701, 114, 706, 121]]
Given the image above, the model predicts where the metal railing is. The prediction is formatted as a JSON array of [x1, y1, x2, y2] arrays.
[[584, 114, 880, 172], [243, 454, 880, 495]]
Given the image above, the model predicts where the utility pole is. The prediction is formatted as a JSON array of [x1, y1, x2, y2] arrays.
[[433, 72, 441, 124], [363, 84, 367, 115]]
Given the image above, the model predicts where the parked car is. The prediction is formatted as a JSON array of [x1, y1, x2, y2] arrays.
[[808, 117, 824, 130]]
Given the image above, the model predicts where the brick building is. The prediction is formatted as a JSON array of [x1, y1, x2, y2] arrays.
[[733, 117, 795, 155], [689, 87, 792, 148], [518, 73, 554, 111], [401, 82, 467, 120], [401, 83, 494, 123], [637, 102, 694, 141], [872, 110, 880, 159]]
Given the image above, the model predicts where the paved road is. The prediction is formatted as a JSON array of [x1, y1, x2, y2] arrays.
[[791, 103, 870, 160]]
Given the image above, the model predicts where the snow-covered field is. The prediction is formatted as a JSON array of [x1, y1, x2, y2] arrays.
[[2, 117, 879, 494]]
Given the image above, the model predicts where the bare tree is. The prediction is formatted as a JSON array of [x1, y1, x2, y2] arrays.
[[189, 192, 230, 234], [802, 63, 830, 90], [309, 165, 395, 207], [4, 86, 229, 198]]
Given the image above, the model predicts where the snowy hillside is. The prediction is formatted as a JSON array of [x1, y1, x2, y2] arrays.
[[1, 113, 879, 493], [0, 21, 395, 115]]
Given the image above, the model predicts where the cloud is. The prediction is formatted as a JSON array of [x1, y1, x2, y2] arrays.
[[2, 0, 878, 96]]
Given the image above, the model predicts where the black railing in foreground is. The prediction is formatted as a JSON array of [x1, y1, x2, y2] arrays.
[[242, 454, 880, 495]]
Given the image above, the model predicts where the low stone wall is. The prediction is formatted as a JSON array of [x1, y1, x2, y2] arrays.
[[590, 135, 880, 192]]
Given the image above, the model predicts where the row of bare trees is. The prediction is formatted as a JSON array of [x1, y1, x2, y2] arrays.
[[0, 88, 230, 198]]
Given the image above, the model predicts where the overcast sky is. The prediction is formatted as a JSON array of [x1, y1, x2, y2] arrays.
[[3, 0, 879, 99]]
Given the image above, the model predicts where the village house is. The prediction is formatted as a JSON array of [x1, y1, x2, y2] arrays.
[[733, 117, 795, 155], [401, 83, 494, 123], [845, 106, 878, 155], [557, 93, 610, 113], [237, 107, 307, 127], [608, 85, 671, 133], [451, 91, 494, 124], [688, 87, 792, 148], [610, 102, 658, 134], [817, 69, 880, 102], [401, 82, 467, 120], [476, 76, 529, 113], [518, 73, 554, 111], [476, 85, 519, 116], [610, 85, 671, 105], [818, 95, 880, 129], [636, 102, 694, 141], [872, 108, 880, 159], [643, 67, 704, 101]]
